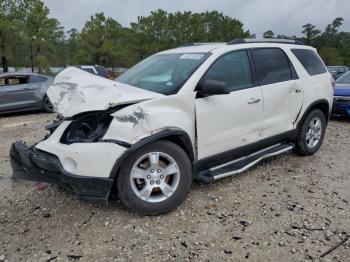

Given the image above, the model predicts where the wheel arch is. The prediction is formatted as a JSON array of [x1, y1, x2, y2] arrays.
[[296, 99, 330, 129], [109, 129, 195, 179]]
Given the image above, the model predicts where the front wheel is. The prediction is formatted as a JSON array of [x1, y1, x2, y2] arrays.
[[117, 140, 192, 215], [43, 95, 54, 113], [296, 109, 327, 156]]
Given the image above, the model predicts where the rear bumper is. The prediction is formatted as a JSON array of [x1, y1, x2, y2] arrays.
[[10, 141, 114, 204]]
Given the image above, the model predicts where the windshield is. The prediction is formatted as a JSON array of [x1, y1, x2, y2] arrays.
[[116, 53, 209, 95], [336, 71, 350, 84]]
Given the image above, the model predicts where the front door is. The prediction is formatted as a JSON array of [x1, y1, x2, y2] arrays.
[[195, 50, 264, 160], [0, 75, 36, 111]]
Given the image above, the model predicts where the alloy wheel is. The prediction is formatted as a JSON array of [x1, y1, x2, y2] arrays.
[[306, 117, 322, 148], [130, 152, 180, 203]]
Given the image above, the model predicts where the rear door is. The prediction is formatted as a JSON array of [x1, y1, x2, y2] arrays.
[[195, 50, 264, 159], [0, 75, 37, 111], [250, 48, 303, 137]]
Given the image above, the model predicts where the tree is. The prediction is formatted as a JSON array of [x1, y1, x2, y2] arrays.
[[263, 30, 274, 39], [319, 47, 343, 65], [0, 0, 22, 72], [74, 13, 129, 67], [21, 0, 64, 72], [131, 9, 251, 56], [301, 23, 321, 46], [321, 17, 344, 48], [65, 28, 79, 64]]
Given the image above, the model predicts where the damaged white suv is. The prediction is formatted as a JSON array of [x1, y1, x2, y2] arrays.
[[11, 39, 334, 215]]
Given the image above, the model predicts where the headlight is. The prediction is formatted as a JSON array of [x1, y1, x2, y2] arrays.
[[60, 112, 113, 144]]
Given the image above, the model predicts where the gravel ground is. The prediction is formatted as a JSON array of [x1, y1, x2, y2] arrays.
[[0, 112, 349, 262]]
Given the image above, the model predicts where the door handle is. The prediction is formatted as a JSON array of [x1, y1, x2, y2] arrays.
[[248, 98, 261, 104]]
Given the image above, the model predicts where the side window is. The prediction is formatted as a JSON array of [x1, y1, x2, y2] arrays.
[[291, 49, 327, 76], [29, 75, 47, 83], [0, 78, 5, 86], [251, 48, 292, 85], [4, 76, 29, 86], [202, 50, 253, 92]]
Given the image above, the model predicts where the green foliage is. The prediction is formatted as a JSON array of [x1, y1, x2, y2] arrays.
[[300, 17, 350, 66], [319, 47, 343, 65], [301, 23, 321, 46], [1, 0, 350, 70], [263, 30, 274, 39], [130, 9, 251, 58], [0, 0, 63, 71]]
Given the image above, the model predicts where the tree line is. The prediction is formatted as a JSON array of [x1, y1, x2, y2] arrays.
[[1, 0, 349, 74], [263, 17, 350, 66]]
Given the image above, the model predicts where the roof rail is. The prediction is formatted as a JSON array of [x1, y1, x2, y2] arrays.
[[227, 38, 305, 45], [180, 42, 224, 47]]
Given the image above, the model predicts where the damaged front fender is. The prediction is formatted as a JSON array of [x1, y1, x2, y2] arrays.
[[103, 93, 197, 153]]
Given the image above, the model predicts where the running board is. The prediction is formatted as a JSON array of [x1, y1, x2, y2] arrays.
[[197, 143, 295, 183]]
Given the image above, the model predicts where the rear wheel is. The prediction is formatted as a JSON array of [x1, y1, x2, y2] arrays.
[[296, 109, 326, 156], [117, 140, 192, 215], [43, 95, 54, 113]]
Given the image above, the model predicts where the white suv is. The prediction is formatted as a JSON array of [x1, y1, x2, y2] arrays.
[[11, 39, 334, 215]]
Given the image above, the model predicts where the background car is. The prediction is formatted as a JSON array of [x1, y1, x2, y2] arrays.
[[77, 65, 112, 79], [332, 71, 350, 116], [327, 65, 349, 79], [0, 72, 54, 114]]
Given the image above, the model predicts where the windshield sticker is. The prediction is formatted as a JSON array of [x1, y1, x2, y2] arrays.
[[180, 54, 204, 60]]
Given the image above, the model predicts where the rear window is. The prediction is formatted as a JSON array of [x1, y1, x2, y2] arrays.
[[251, 48, 293, 85], [291, 49, 327, 76]]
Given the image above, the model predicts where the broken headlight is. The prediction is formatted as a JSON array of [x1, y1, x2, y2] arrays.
[[60, 112, 113, 144]]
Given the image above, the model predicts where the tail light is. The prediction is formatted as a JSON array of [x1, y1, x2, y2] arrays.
[[331, 76, 336, 90]]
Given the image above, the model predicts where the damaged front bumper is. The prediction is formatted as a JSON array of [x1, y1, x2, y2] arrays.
[[10, 141, 114, 204]]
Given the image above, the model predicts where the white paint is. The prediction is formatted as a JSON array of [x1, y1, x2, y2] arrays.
[[195, 86, 264, 159], [35, 121, 126, 177], [104, 93, 196, 146]]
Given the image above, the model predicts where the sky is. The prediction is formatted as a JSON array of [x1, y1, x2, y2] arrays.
[[43, 0, 349, 37]]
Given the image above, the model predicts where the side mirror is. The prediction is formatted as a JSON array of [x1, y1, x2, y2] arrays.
[[197, 80, 230, 96]]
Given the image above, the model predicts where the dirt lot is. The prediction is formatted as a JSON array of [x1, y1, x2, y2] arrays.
[[0, 112, 349, 262]]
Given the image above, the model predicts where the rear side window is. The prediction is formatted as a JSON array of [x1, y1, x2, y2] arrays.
[[251, 48, 293, 85], [291, 49, 327, 76]]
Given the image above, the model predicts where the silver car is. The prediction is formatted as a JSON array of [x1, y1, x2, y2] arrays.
[[0, 72, 54, 114]]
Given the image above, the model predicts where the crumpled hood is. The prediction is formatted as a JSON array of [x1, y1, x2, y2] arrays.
[[47, 67, 163, 117], [334, 83, 350, 97]]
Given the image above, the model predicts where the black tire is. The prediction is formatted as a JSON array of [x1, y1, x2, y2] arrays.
[[43, 95, 54, 113], [117, 140, 192, 215], [295, 109, 327, 156]]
